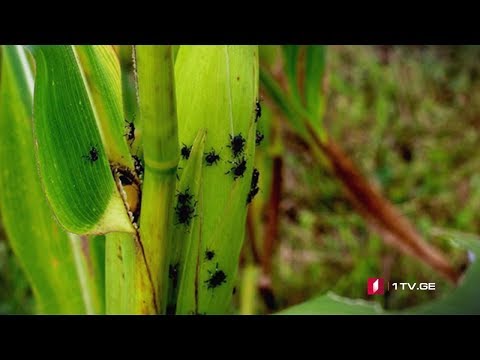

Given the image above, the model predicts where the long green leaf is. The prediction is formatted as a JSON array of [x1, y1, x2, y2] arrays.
[[26, 45, 133, 235], [105, 232, 135, 314], [282, 45, 301, 102], [170, 129, 206, 314], [174, 46, 258, 314], [304, 45, 326, 123], [75, 45, 134, 168], [0, 45, 87, 314]]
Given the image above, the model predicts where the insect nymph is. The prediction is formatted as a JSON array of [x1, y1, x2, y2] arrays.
[[205, 149, 220, 166], [175, 188, 196, 226], [204, 263, 227, 290], [228, 133, 246, 158], [124, 119, 135, 146], [226, 157, 247, 180], [82, 146, 99, 163]]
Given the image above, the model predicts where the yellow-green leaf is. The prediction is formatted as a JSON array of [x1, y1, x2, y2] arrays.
[[27, 45, 133, 235], [175, 45, 259, 314]]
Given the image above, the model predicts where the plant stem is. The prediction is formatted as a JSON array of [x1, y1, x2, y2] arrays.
[[135, 46, 179, 314]]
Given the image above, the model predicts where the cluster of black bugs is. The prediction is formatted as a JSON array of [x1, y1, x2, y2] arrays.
[[246, 168, 260, 204], [132, 155, 144, 178], [226, 132, 247, 180], [204, 149, 220, 166], [124, 119, 135, 146], [169, 263, 179, 289], [175, 188, 196, 226], [82, 145, 99, 163], [180, 143, 192, 160], [204, 249, 215, 261], [226, 156, 247, 180], [255, 130, 264, 146], [255, 99, 262, 122], [228, 133, 246, 158], [204, 263, 227, 290]]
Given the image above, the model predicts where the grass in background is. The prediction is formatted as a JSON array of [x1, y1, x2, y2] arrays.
[[270, 45, 478, 312]]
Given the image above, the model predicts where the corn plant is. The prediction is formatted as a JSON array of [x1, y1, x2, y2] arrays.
[[0, 45, 479, 315], [0, 45, 258, 314]]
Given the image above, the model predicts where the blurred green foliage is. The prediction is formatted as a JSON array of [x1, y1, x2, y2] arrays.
[[0, 222, 32, 313], [270, 46, 477, 312]]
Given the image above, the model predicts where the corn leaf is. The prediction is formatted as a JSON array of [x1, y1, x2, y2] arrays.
[[105, 232, 135, 314], [170, 129, 206, 314], [75, 45, 134, 168], [0, 45, 90, 314], [26, 45, 133, 235], [174, 45, 259, 314]]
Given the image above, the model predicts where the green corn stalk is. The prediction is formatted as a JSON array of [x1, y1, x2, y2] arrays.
[[134, 45, 179, 314], [170, 46, 259, 314]]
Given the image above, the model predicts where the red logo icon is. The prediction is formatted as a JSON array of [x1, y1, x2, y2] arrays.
[[367, 278, 385, 295]]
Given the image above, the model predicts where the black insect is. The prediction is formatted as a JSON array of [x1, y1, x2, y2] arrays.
[[176, 188, 194, 205], [232, 287, 237, 295], [225, 157, 247, 180], [204, 149, 220, 166], [204, 263, 227, 290], [169, 263, 179, 289], [132, 155, 144, 178], [227, 133, 246, 157], [82, 146, 99, 163], [246, 168, 260, 204], [205, 249, 215, 261], [255, 130, 264, 146], [124, 119, 135, 146], [246, 187, 260, 204], [119, 173, 133, 185], [175, 194, 197, 226], [176, 166, 183, 181], [255, 99, 262, 122], [180, 143, 192, 160], [251, 168, 260, 189]]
